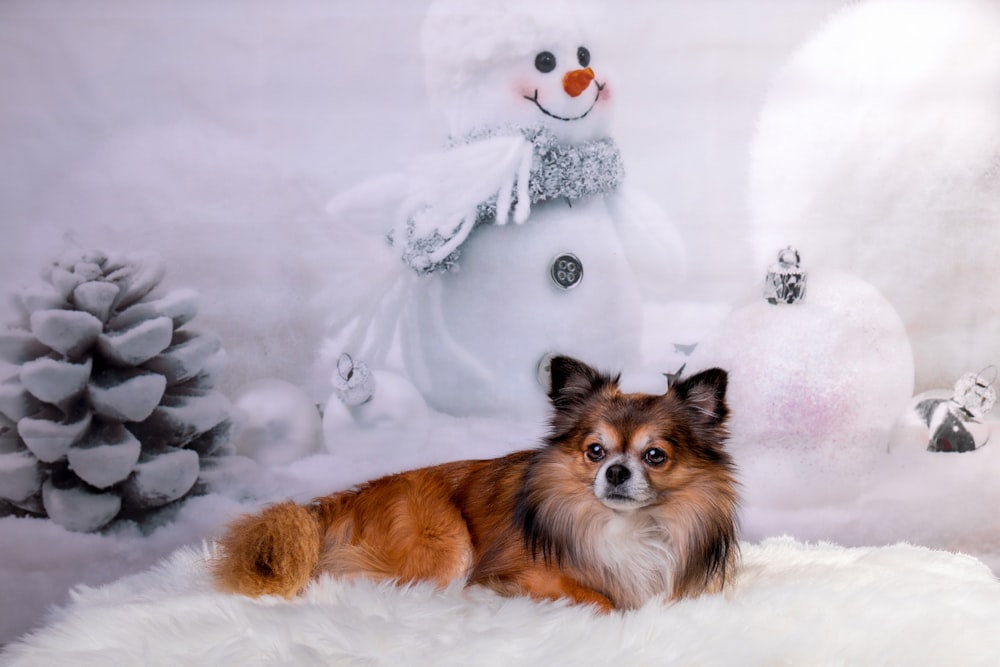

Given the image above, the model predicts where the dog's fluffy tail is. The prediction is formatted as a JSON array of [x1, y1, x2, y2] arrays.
[[212, 501, 323, 598]]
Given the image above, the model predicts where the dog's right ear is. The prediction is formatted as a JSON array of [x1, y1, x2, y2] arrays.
[[671, 367, 729, 429], [546, 355, 617, 412]]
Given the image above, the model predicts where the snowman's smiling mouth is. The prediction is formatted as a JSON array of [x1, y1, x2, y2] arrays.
[[524, 82, 605, 122]]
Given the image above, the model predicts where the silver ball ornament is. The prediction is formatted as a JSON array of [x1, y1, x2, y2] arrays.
[[331, 353, 375, 407], [916, 368, 996, 453]]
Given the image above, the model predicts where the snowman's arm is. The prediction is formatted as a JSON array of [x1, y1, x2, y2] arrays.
[[606, 184, 687, 300], [326, 171, 413, 235]]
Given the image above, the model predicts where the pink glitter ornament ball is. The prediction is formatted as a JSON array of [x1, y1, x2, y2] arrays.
[[688, 269, 914, 468]]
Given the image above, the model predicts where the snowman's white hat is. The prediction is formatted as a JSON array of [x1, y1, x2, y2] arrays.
[[421, 0, 600, 108]]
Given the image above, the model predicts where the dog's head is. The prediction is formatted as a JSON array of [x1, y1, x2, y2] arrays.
[[523, 355, 739, 603], [543, 355, 733, 512]]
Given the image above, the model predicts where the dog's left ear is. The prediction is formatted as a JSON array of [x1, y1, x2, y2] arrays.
[[670, 368, 729, 427], [547, 355, 618, 412]]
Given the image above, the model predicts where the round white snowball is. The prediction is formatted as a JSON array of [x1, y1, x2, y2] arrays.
[[749, 0, 1000, 392], [687, 271, 914, 469], [230, 379, 323, 467], [322, 369, 430, 453]]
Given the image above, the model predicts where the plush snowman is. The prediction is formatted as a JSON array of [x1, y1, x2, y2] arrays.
[[325, 0, 685, 417]]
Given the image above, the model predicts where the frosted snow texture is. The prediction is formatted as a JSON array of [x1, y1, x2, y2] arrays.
[[18, 410, 92, 463], [144, 331, 221, 385], [72, 280, 120, 322], [231, 379, 322, 467], [29, 310, 103, 359], [0, 379, 42, 424], [41, 480, 122, 533], [20, 357, 92, 405], [97, 316, 174, 366], [88, 369, 167, 423], [67, 423, 142, 489], [122, 448, 200, 510], [323, 368, 430, 454], [0, 451, 42, 503]]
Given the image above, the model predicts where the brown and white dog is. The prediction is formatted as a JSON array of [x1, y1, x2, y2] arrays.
[[213, 356, 739, 612]]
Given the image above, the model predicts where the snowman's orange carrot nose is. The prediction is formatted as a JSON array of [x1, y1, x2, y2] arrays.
[[563, 67, 594, 97]]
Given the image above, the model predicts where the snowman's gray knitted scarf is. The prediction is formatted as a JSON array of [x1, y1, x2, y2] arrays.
[[396, 125, 624, 274]]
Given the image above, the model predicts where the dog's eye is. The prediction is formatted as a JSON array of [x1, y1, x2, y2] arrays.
[[535, 51, 557, 73], [643, 448, 667, 467], [585, 443, 606, 462]]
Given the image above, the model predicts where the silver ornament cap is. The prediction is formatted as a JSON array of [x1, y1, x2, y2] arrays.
[[764, 246, 807, 305], [332, 353, 375, 407], [951, 367, 997, 421]]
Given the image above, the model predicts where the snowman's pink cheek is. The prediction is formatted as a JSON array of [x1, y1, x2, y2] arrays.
[[597, 82, 612, 103], [513, 81, 535, 99]]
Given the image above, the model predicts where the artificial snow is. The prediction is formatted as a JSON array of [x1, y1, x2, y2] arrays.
[[0, 331, 48, 367], [121, 449, 200, 510], [96, 315, 174, 367], [144, 330, 222, 385], [107, 289, 199, 331], [70, 281, 120, 322], [17, 410, 91, 463], [0, 452, 41, 504], [66, 425, 142, 490], [134, 392, 231, 447], [86, 369, 167, 423], [19, 357, 92, 406], [40, 481, 122, 534], [230, 379, 323, 467], [27, 310, 103, 359], [322, 368, 432, 453], [0, 379, 37, 423]]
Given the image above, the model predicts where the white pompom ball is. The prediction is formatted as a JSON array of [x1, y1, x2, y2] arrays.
[[687, 271, 914, 470], [230, 379, 323, 467], [322, 369, 430, 452]]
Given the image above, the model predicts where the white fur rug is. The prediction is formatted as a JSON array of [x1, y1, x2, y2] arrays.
[[3, 537, 999, 667]]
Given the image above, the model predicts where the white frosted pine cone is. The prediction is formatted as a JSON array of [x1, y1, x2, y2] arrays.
[[0, 249, 233, 532]]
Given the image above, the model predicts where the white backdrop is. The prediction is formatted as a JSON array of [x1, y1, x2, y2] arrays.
[[6, 0, 1000, 651]]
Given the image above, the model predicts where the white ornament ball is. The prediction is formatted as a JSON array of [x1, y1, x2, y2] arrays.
[[323, 369, 430, 453], [687, 271, 914, 469], [230, 379, 323, 467]]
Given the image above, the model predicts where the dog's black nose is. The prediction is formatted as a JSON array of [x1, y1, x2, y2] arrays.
[[605, 464, 631, 486]]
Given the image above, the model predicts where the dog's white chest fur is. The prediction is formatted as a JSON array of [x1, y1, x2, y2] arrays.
[[585, 512, 675, 609]]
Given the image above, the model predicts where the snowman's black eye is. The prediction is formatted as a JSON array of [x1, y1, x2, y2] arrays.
[[535, 51, 557, 73], [577, 46, 591, 68]]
